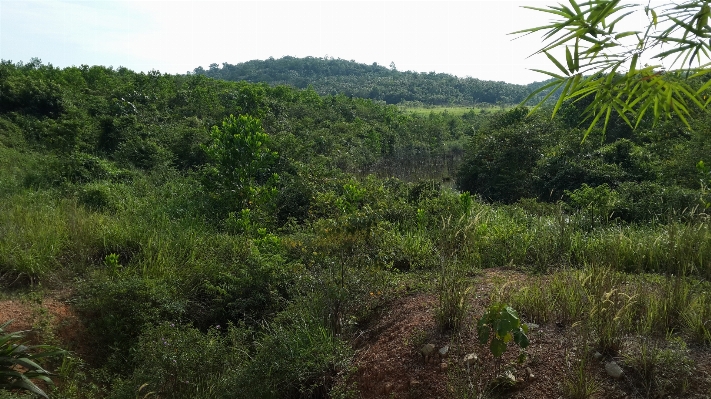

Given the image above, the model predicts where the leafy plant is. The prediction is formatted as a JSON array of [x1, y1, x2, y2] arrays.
[[201, 114, 279, 214], [110, 322, 245, 399], [477, 304, 530, 373], [517, 0, 711, 136], [0, 321, 65, 399], [565, 183, 619, 227]]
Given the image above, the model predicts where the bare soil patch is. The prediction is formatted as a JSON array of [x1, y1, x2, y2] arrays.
[[349, 268, 711, 398]]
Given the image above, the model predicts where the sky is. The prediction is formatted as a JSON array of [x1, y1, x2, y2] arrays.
[[0, 0, 654, 85]]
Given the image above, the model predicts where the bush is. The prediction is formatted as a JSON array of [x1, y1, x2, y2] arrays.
[[235, 309, 352, 399], [613, 182, 701, 223], [457, 108, 548, 203], [109, 322, 246, 399], [77, 276, 187, 372], [78, 182, 114, 211], [190, 252, 292, 330]]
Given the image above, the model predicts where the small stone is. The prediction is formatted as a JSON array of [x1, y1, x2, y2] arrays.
[[440, 362, 448, 371], [526, 367, 535, 380], [439, 345, 450, 358], [525, 322, 539, 331], [605, 361, 624, 379], [593, 351, 603, 360], [463, 352, 479, 367], [421, 343, 435, 357], [409, 379, 420, 388]]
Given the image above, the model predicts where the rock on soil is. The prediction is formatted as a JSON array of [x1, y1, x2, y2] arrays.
[[605, 361, 624, 379]]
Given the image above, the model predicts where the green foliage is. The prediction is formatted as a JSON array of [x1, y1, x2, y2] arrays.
[[191, 246, 292, 329], [0, 321, 66, 399], [435, 212, 479, 331], [477, 304, 529, 368], [194, 56, 542, 106], [77, 276, 187, 372], [698, 159, 711, 208], [456, 108, 549, 203], [110, 322, 246, 399], [3, 57, 711, 399], [0, 192, 67, 283], [621, 337, 694, 398], [517, 0, 711, 136], [236, 309, 352, 399], [565, 183, 619, 227], [201, 114, 279, 214]]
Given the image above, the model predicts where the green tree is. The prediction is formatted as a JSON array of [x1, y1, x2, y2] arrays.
[[518, 0, 711, 137], [456, 108, 550, 203], [202, 114, 279, 212]]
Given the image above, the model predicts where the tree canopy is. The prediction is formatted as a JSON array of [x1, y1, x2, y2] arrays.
[[193, 56, 549, 106]]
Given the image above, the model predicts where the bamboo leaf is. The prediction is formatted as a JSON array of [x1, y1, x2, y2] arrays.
[[671, 100, 692, 129], [583, 107, 607, 141], [615, 31, 639, 40], [566, 46, 575, 72], [545, 51, 572, 76], [529, 68, 567, 80], [602, 103, 613, 133], [651, 8, 658, 26], [574, 39, 580, 70], [553, 77, 574, 117]]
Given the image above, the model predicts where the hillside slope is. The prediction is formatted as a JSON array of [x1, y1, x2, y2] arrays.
[[193, 56, 549, 106]]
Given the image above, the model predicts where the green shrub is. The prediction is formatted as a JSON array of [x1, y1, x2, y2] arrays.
[[109, 322, 246, 399], [0, 117, 26, 149], [77, 276, 187, 372], [115, 138, 173, 171], [78, 182, 114, 211], [191, 253, 292, 329], [236, 310, 352, 399], [23, 152, 134, 189], [613, 182, 701, 223], [201, 114, 279, 215]]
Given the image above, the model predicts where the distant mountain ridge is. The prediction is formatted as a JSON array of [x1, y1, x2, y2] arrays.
[[193, 56, 547, 106]]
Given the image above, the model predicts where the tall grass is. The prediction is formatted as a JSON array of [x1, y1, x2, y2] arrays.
[[504, 267, 711, 348]]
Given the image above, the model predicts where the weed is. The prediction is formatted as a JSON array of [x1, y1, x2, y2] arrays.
[[621, 336, 694, 398], [682, 291, 711, 345], [561, 347, 600, 399], [403, 328, 430, 349], [435, 213, 478, 331]]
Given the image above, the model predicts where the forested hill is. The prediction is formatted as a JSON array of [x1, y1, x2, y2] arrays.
[[193, 56, 547, 106]]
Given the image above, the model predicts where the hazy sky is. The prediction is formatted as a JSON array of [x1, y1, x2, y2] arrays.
[[0, 1, 652, 84]]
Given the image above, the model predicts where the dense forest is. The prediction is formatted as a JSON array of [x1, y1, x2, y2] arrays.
[[1, 57, 710, 399], [193, 56, 550, 106]]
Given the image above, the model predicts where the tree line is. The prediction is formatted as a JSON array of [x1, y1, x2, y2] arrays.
[[193, 56, 550, 106]]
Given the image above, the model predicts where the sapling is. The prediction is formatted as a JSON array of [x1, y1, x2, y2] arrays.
[[477, 303, 530, 375]]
